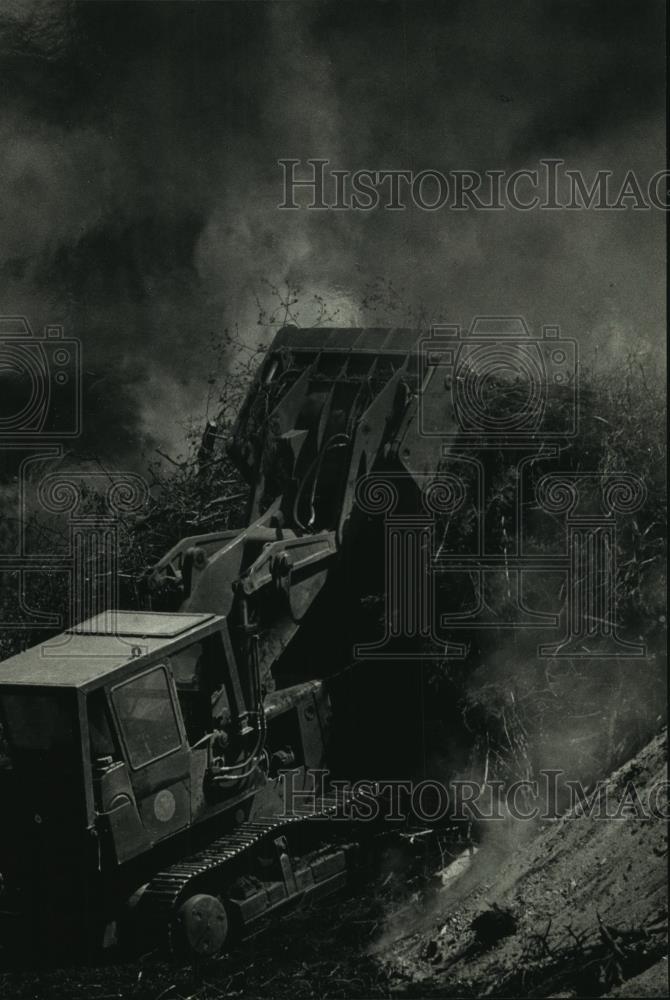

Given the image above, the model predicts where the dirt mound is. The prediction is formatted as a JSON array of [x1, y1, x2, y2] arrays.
[[379, 730, 668, 998]]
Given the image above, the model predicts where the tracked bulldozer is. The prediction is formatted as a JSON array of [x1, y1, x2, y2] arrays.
[[0, 325, 455, 958]]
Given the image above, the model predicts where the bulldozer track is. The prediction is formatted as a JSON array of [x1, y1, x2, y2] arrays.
[[138, 797, 345, 932]]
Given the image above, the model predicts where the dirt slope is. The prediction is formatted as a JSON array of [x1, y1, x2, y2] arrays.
[[379, 730, 668, 998]]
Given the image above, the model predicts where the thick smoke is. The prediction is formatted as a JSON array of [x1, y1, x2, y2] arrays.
[[0, 0, 665, 461]]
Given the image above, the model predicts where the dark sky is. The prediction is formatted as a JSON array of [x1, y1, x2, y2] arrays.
[[0, 0, 665, 461]]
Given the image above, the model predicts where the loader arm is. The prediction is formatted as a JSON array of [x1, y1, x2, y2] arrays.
[[148, 326, 426, 692]]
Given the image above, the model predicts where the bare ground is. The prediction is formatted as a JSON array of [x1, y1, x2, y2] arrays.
[[378, 729, 668, 999]]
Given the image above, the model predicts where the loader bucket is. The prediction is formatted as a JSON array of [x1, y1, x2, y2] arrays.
[[228, 326, 423, 536]]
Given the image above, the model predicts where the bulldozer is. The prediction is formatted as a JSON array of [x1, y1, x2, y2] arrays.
[[0, 325, 451, 959]]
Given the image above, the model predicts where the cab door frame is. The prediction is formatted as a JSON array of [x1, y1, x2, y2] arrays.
[[109, 662, 191, 844]]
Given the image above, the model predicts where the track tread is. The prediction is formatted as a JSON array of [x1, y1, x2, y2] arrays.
[[139, 798, 347, 928]]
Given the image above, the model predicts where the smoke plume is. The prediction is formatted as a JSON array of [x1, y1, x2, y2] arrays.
[[0, 1, 665, 462]]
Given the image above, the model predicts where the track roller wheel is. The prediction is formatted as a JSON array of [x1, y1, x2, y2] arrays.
[[174, 893, 229, 958]]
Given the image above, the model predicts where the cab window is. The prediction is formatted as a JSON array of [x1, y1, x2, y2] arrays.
[[112, 666, 181, 768], [169, 639, 230, 745]]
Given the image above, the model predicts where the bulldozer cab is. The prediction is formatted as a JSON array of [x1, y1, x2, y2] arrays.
[[0, 611, 251, 874], [0, 609, 333, 951]]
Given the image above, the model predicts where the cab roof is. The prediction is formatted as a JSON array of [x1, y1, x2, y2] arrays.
[[0, 611, 222, 692]]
